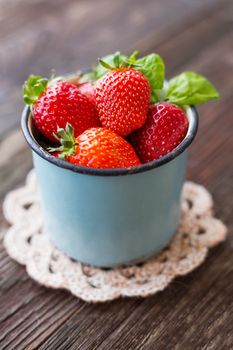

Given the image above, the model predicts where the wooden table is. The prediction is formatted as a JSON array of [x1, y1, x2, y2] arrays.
[[0, 0, 232, 349]]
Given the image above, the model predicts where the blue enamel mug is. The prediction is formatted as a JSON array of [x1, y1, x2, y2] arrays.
[[21, 103, 198, 267]]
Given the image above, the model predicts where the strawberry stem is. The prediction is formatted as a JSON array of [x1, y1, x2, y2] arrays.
[[48, 123, 77, 159]]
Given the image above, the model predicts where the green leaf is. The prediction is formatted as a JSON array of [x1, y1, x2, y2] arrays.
[[48, 123, 77, 159], [95, 52, 127, 79], [28, 75, 43, 86], [23, 96, 35, 105], [33, 83, 46, 96], [128, 50, 139, 64], [23, 84, 30, 97], [135, 53, 165, 103], [113, 51, 121, 67], [166, 71, 219, 106], [23, 74, 48, 105], [98, 59, 114, 70]]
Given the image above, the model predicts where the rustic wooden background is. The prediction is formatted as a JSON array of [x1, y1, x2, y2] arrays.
[[0, 0, 233, 349]]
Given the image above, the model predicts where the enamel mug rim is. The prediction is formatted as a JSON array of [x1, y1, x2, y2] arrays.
[[21, 105, 198, 176]]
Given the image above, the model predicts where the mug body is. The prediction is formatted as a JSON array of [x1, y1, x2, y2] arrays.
[[33, 150, 186, 267], [22, 105, 198, 268]]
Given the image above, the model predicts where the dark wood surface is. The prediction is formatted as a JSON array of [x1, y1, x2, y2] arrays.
[[0, 0, 233, 349]]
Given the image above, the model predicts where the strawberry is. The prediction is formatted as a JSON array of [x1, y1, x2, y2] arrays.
[[77, 82, 96, 105], [23, 75, 100, 142], [95, 68, 151, 136], [130, 102, 189, 163], [49, 124, 141, 169]]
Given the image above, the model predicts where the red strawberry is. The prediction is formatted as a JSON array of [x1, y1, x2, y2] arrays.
[[51, 151, 61, 158], [77, 82, 96, 105], [49, 124, 141, 169], [130, 102, 189, 163], [95, 69, 151, 136], [23, 75, 100, 142]]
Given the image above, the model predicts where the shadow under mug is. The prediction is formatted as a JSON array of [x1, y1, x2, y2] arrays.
[[21, 102, 198, 267]]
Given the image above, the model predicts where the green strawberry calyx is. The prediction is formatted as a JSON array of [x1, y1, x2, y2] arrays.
[[98, 50, 141, 70], [48, 123, 77, 159], [23, 75, 49, 105]]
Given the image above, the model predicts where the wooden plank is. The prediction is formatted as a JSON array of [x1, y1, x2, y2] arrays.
[[0, 1, 233, 349]]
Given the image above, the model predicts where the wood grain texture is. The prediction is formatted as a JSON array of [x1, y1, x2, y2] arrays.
[[0, 0, 233, 349]]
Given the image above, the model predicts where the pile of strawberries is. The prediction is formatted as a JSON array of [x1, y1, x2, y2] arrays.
[[23, 51, 219, 169]]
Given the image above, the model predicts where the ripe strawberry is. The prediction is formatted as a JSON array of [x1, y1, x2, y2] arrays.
[[49, 124, 141, 169], [23, 75, 100, 142], [130, 102, 189, 163], [77, 82, 96, 105], [95, 68, 151, 136]]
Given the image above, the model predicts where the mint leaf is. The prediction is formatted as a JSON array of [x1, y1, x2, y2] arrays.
[[166, 71, 219, 106], [135, 53, 165, 103], [95, 53, 127, 79]]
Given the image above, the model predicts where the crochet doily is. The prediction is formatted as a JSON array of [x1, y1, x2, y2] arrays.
[[3, 170, 227, 303]]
